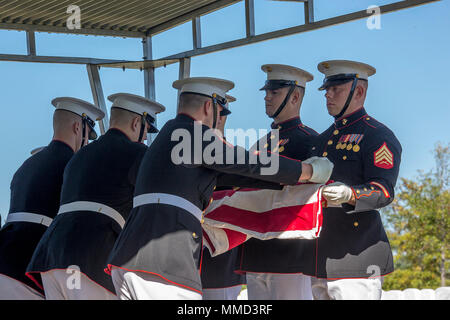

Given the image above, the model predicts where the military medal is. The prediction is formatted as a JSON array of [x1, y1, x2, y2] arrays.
[[341, 134, 349, 150], [352, 134, 363, 152], [346, 134, 357, 150], [336, 135, 345, 149]]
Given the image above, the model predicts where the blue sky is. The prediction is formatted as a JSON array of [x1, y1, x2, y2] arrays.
[[0, 0, 449, 222]]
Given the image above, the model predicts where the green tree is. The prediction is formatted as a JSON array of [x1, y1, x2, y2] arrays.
[[383, 142, 449, 290]]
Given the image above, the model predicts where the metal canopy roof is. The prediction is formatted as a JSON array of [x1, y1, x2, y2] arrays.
[[0, 0, 240, 37], [0, 0, 441, 138]]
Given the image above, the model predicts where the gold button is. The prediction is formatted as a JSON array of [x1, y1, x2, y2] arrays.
[[333, 130, 339, 135], [364, 188, 368, 191], [354, 222, 359, 227], [366, 117, 370, 120], [210, 198, 213, 204], [356, 190, 360, 194], [343, 156, 347, 160], [371, 186, 375, 190], [322, 152, 328, 157], [201, 218, 205, 224], [342, 119, 347, 125], [328, 140, 333, 145], [264, 143, 269, 148], [213, 186, 216, 191], [192, 232, 198, 238]]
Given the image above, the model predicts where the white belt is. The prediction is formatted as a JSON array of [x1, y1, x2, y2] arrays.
[[58, 201, 126, 229], [5, 212, 53, 227], [133, 193, 203, 222]]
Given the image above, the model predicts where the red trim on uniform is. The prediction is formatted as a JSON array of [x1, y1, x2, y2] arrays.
[[351, 187, 381, 200], [1, 272, 45, 296], [27, 268, 117, 296], [334, 114, 367, 130], [370, 181, 390, 198], [363, 119, 377, 129], [335, 107, 365, 122], [274, 116, 300, 125], [198, 237, 204, 276], [279, 124, 301, 133], [266, 150, 302, 163], [24, 271, 44, 291], [106, 265, 203, 295], [297, 125, 313, 136]]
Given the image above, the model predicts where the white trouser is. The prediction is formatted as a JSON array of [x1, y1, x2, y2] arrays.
[[246, 273, 313, 300], [41, 269, 117, 300], [203, 286, 242, 300], [110, 267, 202, 300], [311, 277, 383, 300], [0, 274, 45, 300]]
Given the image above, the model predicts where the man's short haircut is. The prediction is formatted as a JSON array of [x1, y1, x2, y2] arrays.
[[358, 79, 368, 89], [296, 85, 305, 98], [109, 107, 139, 127], [357, 79, 368, 99], [53, 109, 81, 132], [178, 92, 210, 112]]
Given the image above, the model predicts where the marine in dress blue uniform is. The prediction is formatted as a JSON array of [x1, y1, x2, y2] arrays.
[[201, 95, 247, 300], [26, 94, 164, 300], [106, 77, 333, 300], [304, 60, 402, 300], [0, 98, 104, 300], [235, 64, 318, 300]]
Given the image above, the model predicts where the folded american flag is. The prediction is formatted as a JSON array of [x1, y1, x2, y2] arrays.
[[202, 183, 325, 257]]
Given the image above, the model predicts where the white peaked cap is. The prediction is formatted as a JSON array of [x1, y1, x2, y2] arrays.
[[107, 93, 166, 118], [318, 60, 376, 80], [30, 147, 45, 155], [52, 97, 105, 121], [173, 77, 235, 99], [261, 64, 314, 88]]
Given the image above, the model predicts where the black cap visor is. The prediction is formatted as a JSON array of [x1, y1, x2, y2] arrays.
[[319, 74, 361, 91], [260, 80, 299, 91], [83, 116, 98, 140], [145, 113, 159, 133]]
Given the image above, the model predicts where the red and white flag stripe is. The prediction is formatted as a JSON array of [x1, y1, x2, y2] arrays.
[[202, 183, 325, 257]]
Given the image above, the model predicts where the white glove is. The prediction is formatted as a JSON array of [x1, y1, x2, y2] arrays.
[[322, 182, 353, 205], [303, 156, 334, 184]]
